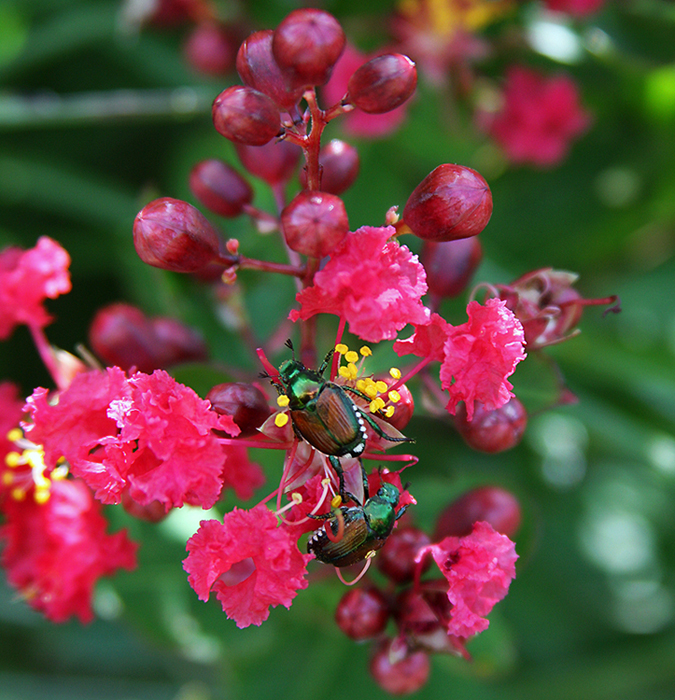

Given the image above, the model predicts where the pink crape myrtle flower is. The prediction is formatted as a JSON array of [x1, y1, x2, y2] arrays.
[[24, 367, 258, 511], [323, 43, 410, 139], [0, 477, 137, 623], [290, 225, 430, 342], [416, 520, 518, 638], [0, 237, 71, 339], [0, 382, 24, 465], [545, 0, 605, 17], [482, 65, 590, 168], [184, 504, 312, 628], [394, 300, 526, 420]]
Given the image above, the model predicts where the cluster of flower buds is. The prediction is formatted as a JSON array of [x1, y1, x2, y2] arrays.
[[334, 486, 521, 693], [0, 6, 618, 695]]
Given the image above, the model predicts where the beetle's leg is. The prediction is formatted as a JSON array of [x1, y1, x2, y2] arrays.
[[360, 458, 370, 502], [356, 407, 415, 445], [317, 349, 335, 376], [328, 455, 346, 499], [395, 504, 410, 521]]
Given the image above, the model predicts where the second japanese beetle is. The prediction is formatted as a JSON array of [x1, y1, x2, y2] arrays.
[[307, 482, 407, 567]]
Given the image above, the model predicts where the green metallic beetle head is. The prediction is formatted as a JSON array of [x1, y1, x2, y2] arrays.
[[276, 359, 324, 409], [375, 482, 400, 507]]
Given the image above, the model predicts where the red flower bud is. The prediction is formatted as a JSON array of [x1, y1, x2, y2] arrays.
[[206, 382, 271, 437], [189, 159, 253, 218], [377, 527, 431, 584], [433, 486, 522, 540], [455, 398, 528, 454], [89, 303, 208, 373], [370, 640, 430, 695], [335, 587, 390, 641], [183, 21, 237, 76], [235, 140, 301, 186], [133, 197, 220, 272], [299, 139, 359, 195], [403, 164, 493, 241], [281, 190, 348, 258], [212, 86, 281, 146], [272, 9, 346, 88], [236, 30, 305, 110], [346, 54, 417, 114], [420, 237, 483, 298]]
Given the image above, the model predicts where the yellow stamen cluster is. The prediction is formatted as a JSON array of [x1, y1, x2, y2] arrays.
[[398, 0, 513, 36], [4, 429, 68, 504], [335, 344, 402, 418]]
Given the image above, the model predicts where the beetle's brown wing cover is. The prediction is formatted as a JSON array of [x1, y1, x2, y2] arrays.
[[309, 508, 375, 567]]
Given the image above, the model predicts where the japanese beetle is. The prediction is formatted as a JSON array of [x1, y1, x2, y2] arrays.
[[307, 482, 407, 567], [274, 347, 412, 495]]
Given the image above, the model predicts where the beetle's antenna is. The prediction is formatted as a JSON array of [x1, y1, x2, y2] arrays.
[[285, 338, 295, 358]]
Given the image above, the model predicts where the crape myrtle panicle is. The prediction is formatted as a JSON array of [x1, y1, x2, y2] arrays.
[[0, 6, 618, 695]]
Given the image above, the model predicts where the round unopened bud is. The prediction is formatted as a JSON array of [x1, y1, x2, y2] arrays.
[[335, 587, 389, 641], [206, 382, 271, 437], [212, 85, 280, 146], [281, 190, 348, 258], [183, 22, 237, 76], [433, 485, 522, 541], [133, 197, 220, 272], [370, 641, 430, 695], [236, 30, 305, 110], [272, 9, 345, 87], [377, 526, 431, 584], [421, 237, 483, 298], [455, 397, 527, 454], [346, 53, 417, 114], [403, 164, 492, 241], [89, 303, 208, 373], [299, 139, 359, 195], [189, 159, 253, 218], [235, 140, 301, 186]]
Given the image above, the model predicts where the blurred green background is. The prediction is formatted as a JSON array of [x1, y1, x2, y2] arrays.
[[2, 0, 675, 698]]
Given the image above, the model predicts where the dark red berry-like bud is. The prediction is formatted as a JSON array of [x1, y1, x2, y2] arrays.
[[346, 54, 417, 114], [236, 30, 305, 110], [206, 382, 271, 437], [212, 86, 280, 146], [121, 489, 168, 523], [133, 197, 220, 272], [89, 303, 208, 373], [403, 164, 493, 241], [189, 159, 253, 218], [455, 397, 528, 454], [235, 140, 301, 186], [377, 527, 431, 584], [299, 139, 359, 195], [433, 486, 522, 541], [370, 640, 430, 695], [335, 586, 390, 641], [421, 237, 483, 298], [281, 190, 348, 258], [183, 22, 237, 76], [272, 9, 345, 88]]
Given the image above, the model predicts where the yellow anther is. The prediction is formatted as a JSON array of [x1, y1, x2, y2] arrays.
[[375, 380, 388, 394], [355, 379, 367, 392], [2, 472, 14, 486], [34, 488, 51, 505], [384, 406, 395, 418], [277, 395, 290, 408], [338, 365, 352, 379], [343, 363, 357, 380], [7, 428, 23, 443], [360, 346, 372, 357], [335, 343, 349, 355], [345, 350, 359, 364], [365, 384, 378, 398], [388, 390, 401, 403], [51, 465, 69, 480], [291, 492, 303, 505], [11, 488, 26, 501], [33, 473, 50, 490], [5, 451, 22, 468], [274, 413, 290, 428], [389, 367, 402, 380], [369, 397, 386, 413], [331, 494, 343, 508]]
